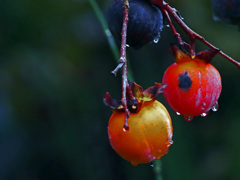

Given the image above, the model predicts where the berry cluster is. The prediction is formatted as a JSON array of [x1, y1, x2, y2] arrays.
[[103, 0, 239, 166]]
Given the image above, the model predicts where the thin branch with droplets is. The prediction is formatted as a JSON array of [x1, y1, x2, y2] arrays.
[[150, 0, 240, 68]]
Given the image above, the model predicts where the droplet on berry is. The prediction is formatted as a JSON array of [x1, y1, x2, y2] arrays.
[[175, 112, 181, 116], [185, 116, 193, 122], [201, 112, 208, 117], [212, 102, 219, 112], [107, 0, 164, 49]]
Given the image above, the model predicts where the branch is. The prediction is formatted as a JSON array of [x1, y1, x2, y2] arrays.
[[111, 0, 135, 130], [151, 0, 240, 68]]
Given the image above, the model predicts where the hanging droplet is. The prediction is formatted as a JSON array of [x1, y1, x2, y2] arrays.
[[123, 125, 129, 132], [153, 38, 159, 43], [201, 112, 207, 117], [185, 116, 193, 122], [153, 36, 160, 43], [212, 102, 219, 112], [175, 112, 181, 116], [153, 31, 161, 44], [150, 162, 154, 167], [131, 161, 138, 166], [126, 44, 130, 47], [165, 24, 170, 28], [170, 140, 174, 145]]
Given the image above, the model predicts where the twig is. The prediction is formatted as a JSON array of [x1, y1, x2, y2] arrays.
[[111, 0, 135, 130], [150, 0, 240, 68]]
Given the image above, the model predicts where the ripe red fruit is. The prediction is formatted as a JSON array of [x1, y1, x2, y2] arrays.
[[104, 82, 173, 166], [162, 46, 222, 121]]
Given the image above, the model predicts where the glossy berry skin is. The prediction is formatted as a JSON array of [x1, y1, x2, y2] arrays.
[[107, 0, 163, 49], [211, 0, 240, 27], [108, 100, 173, 166], [162, 51, 222, 120]]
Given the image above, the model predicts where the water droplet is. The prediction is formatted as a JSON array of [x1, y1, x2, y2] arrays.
[[153, 32, 161, 44], [126, 44, 130, 47], [185, 116, 193, 122], [150, 162, 154, 167], [123, 124, 129, 132], [175, 112, 181, 116], [170, 140, 174, 145], [165, 24, 170, 28], [201, 112, 207, 117], [131, 161, 138, 166], [212, 102, 219, 112], [201, 102, 207, 110], [153, 37, 159, 43]]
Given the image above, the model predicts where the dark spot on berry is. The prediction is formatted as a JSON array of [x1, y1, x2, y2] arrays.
[[178, 72, 192, 91]]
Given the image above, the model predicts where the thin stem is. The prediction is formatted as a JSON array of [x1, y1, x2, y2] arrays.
[[88, 0, 136, 80], [153, 159, 163, 180], [111, 0, 134, 130], [88, 0, 119, 60], [121, 0, 133, 130]]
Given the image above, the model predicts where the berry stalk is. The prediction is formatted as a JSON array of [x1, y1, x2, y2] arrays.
[[111, 0, 135, 130]]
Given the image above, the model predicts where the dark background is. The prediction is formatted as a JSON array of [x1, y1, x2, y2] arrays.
[[0, 0, 240, 179]]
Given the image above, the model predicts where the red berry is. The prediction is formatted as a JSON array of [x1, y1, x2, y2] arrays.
[[162, 46, 222, 121]]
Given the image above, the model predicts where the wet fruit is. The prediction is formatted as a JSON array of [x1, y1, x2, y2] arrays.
[[104, 82, 173, 166], [107, 0, 163, 49], [211, 0, 240, 27], [108, 100, 172, 166], [162, 46, 222, 121]]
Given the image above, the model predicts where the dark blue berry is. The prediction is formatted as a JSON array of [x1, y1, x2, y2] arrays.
[[107, 0, 163, 49]]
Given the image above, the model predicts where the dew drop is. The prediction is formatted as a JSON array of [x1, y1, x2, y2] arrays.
[[201, 112, 207, 117], [123, 124, 129, 132], [165, 24, 170, 28], [170, 140, 174, 145], [201, 102, 207, 110], [153, 37, 159, 43], [153, 32, 161, 44], [212, 102, 219, 112], [150, 162, 154, 167], [126, 44, 130, 47], [175, 112, 181, 116], [185, 116, 193, 122], [131, 161, 138, 166]]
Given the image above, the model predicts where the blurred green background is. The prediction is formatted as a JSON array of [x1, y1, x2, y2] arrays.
[[0, 0, 239, 179]]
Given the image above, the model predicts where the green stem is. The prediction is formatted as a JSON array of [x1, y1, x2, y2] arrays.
[[153, 159, 163, 180], [88, 0, 134, 81], [88, 0, 119, 60]]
